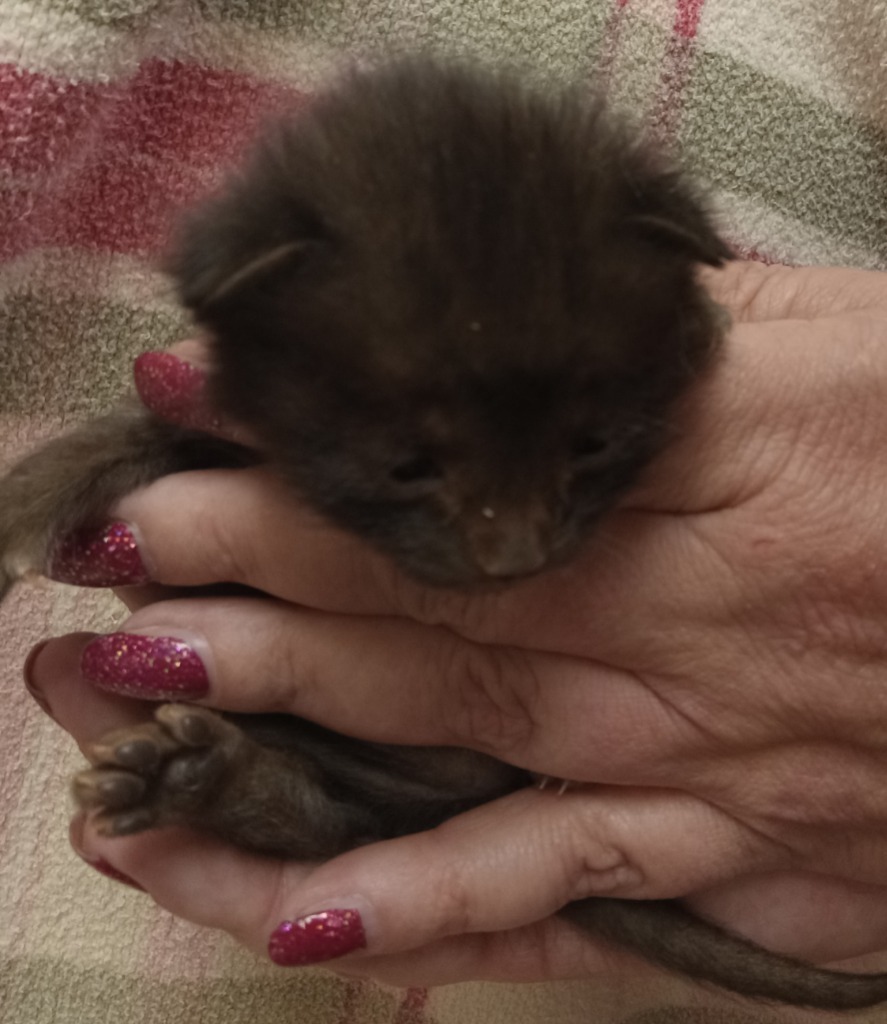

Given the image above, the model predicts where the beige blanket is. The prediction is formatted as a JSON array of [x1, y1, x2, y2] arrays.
[[3, 1, 887, 1021]]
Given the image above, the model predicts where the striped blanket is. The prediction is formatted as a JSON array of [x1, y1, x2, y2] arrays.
[[2, 2, 887, 1022]]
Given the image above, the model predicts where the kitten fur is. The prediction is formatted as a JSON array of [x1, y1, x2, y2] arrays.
[[3, 59, 886, 1009]]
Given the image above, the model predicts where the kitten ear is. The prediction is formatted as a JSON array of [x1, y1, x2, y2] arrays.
[[191, 241, 307, 308], [630, 213, 731, 266], [168, 208, 311, 314], [167, 181, 327, 314], [627, 177, 731, 266]]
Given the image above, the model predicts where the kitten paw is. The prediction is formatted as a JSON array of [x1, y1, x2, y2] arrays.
[[72, 705, 246, 837]]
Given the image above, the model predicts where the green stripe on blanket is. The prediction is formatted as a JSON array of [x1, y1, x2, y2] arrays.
[[0, 293, 185, 418], [48, 0, 608, 78], [681, 49, 887, 259], [0, 956, 409, 1024]]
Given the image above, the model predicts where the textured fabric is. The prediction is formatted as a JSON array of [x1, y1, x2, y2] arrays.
[[3, 1, 887, 1021]]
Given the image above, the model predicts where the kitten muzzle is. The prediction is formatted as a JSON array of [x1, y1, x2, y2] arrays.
[[464, 509, 551, 578]]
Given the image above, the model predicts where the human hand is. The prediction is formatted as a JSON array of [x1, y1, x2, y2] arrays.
[[25, 261, 887, 984]]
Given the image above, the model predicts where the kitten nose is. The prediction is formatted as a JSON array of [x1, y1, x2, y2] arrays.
[[469, 517, 549, 578]]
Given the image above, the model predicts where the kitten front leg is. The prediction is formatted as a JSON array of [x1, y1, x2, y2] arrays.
[[0, 401, 254, 599]]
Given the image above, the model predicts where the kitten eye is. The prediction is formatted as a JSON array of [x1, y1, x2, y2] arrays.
[[390, 455, 441, 485], [571, 434, 611, 461]]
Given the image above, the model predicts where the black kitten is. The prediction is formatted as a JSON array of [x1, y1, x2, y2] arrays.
[[169, 59, 727, 586], [5, 59, 887, 1010]]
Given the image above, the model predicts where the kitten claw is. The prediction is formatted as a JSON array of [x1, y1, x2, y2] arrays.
[[86, 721, 181, 770], [155, 703, 221, 746], [113, 739, 165, 773], [72, 769, 147, 810], [532, 774, 573, 795]]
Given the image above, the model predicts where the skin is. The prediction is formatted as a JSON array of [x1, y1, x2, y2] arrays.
[[24, 260, 887, 988]]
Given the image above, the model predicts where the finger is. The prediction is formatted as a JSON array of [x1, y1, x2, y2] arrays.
[[70, 813, 633, 984], [258, 787, 773, 966], [25, 634, 151, 748], [73, 596, 690, 779], [72, 810, 887, 989], [133, 341, 256, 445], [71, 816, 308, 955], [702, 262, 887, 323], [115, 468, 388, 608], [107, 466, 725, 656], [73, 787, 772, 978]]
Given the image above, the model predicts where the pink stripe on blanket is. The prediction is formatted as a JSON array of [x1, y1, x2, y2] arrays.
[[595, 0, 632, 94], [674, 0, 706, 39], [0, 59, 301, 260], [648, 0, 709, 144], [393, 987, 431, 1024]]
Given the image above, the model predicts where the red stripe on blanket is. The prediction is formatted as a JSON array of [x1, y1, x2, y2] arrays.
[[0, 60, 301, 260], [674, 0, 707, 39], [393, 987, 431, 1024], [595, 0, 632, 95], [735, 245, 780, 265], [647, 0, 709, 144]]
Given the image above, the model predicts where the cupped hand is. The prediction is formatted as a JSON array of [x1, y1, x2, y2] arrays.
[[26, 261, 887, 984]]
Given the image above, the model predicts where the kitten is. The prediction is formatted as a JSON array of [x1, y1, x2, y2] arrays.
[[3, 59, 886, 1009]]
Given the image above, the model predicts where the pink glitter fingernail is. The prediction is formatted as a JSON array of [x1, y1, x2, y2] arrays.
[[268, 909, 366, 966], [49, 522, 149, 588], [134, 351, 220, 432], [80, 633, 209, 699]]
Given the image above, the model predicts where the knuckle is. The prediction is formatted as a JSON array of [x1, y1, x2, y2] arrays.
[[141, 473, 261, 586], [261, 615, 309, 713], [414, 838, 475, 936], [440, 640, 537, 757], [562, 812, 644, 900], [384, 565, 498, 639], [766, 526, 887, 661], [196, 493, 261, 586], [433, 876, 474, 937]]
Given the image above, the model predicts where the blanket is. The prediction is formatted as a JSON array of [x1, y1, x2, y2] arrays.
[[3, 1, 887, 1022]]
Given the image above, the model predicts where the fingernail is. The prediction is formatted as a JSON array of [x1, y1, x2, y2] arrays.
[[22, 639, 53, 717], [134, 351, 220, 432], [80, 633, 209, 699], [49, 522, 149, 588], [269, 909, 366, 966], [82, 855, 145, 891]]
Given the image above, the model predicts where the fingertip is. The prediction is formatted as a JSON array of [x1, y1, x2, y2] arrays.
[[69, 813, 147, 891], [24, 631, 156, 750], [24, 631, 95, 709], [133, 350, 219, 434], [698, 260, 784, 322], [73, 819, 314, 957], [133, 344, 257, 446], [268, 907, 368, 966]]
